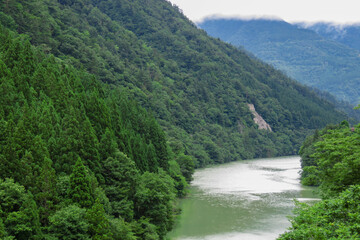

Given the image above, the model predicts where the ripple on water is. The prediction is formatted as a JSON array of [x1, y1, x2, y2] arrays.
[[169, 156, 319, 240]]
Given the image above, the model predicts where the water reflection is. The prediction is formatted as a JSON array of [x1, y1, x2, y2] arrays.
[[169, 156, 318, 240]]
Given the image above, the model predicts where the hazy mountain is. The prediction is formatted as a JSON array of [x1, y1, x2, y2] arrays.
[[199, 18, 360, 105], [303, 22, 360, 51]]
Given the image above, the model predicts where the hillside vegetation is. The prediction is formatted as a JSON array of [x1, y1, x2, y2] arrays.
[[0, 26, 193, 239], [0, 0, 351, 238], [200, 18, 360, 105], [279, 120, 360, 239], [0, 0, 347, 167]]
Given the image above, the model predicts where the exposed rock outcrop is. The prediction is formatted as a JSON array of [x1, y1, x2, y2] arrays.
[[247, 104, 272, 131]]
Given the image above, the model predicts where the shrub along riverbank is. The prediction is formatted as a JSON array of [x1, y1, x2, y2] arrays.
[[279, 119, 360, 239]]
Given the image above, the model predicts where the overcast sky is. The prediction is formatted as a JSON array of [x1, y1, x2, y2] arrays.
[[168, 0, 360, 24]]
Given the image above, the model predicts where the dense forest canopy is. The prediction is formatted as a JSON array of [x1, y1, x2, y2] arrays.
[[0, 0, 347, 168], [279, 120, 360, 239], [0, 26, 192, 239], [0, 0, 352, 238]]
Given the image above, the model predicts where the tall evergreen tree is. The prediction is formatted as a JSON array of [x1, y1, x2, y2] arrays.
[[79, 116, 101, 174], [86, 198, 112, 240], [36, 157, 58, 226], [57, 107, 81, 173], [99, 128, 118, 161], [68, 157, 94, 208], [102, 152, 139, 220]]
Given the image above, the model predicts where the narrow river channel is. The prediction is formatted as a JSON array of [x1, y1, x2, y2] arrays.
[[168, 156, 318, 240]]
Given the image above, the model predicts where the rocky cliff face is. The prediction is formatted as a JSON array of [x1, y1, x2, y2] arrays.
[[248, 104, 272, 131]]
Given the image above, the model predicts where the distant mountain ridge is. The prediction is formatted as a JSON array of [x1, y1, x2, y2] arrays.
[[301, 22, 360, 51], [199, 18, 360, 105]]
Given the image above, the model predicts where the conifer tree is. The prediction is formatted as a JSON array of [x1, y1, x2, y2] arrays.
[[3, 37, 21, 69], [0, 213, 6, 239], [84, 88, 111, 137], [99, 128, 118, 160], [1, 119, 33, 184], [102, 152, 139, 220], [0, 119, 15, 179], [79, 116, 101, 174], [19, 150, 37, 189], [36, 157, 58, 225], [147, 142, 159, 172], [18, 41, 35, 76], [0, 70, 16, 118], [13, 111, 34, 160], [146, 119, 169, 171], [68, 157, 94, 208], [57, 108, 81, 173], [30, 135, 50, 164], [130, 135, 149, 173], [36, 98, 60, 140], [86, 198, 112, 240]]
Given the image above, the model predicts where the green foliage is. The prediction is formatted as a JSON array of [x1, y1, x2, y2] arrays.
[[68, 158, 94, 208], [135, 171, 176, 239], [36, 157, 58, 225], [200, 18, 360, 106], [279, 185, 360, 239], [283, 119, 360, 238], [108, 218, 136, 240], [48, 205, 90, 240], [0, 25, 184, 238], [300, 166, 320, 186], [99, 128, 118, 161], [176, 153, 195, 183], [86, 198, 113, 240], [102, 152, 139, 220], [0, 0, 346, 169], [299, 121, 360, 196], [299, 124, 343, 187], [0, 178, 41, 239], [168, 160, 188, 197], [132, 217, 159, 240], [313, 124, 360, 196]]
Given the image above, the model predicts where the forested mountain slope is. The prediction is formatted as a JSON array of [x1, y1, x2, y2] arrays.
[[0, 0, 347, 167], [0, 26, 193, 239], [199, 18, 360, 105], [304, 22, 360, 52]]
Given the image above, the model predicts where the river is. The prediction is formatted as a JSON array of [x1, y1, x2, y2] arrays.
[[168, 156, 318, 240]]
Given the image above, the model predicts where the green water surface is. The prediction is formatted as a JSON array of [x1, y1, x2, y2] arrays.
[[168, 156, 318, 240]]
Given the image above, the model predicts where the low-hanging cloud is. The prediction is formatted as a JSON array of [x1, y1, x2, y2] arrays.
[[197, 14, 284, 24]]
